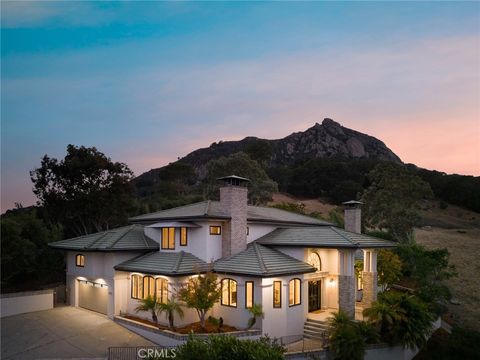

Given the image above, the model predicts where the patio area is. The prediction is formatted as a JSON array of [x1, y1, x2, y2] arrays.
[[306, 306, 366, 322]]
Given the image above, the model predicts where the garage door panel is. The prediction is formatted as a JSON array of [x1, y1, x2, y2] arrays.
[[78, 282, 108, 315]]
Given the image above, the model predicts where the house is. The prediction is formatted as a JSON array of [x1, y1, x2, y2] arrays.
[[49, 175, 395, 339]]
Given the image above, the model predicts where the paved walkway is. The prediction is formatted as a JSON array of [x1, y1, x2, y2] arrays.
[[1, 306, 154, 360]]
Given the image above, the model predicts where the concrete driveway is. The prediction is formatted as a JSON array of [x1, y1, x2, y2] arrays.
[[1, 306, 154, 360]]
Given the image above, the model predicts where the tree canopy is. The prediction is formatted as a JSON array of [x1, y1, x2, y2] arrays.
[[30, 145, 135, 236], [361, 163, 433, 241], [203, 152, 278, 205]]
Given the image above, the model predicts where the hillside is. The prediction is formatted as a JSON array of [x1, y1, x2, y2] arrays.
[[269, 194, 480, 332]]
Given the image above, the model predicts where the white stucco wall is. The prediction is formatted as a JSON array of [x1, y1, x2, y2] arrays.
[[246, 224, 277, 243], [0, 290, 54, 317]]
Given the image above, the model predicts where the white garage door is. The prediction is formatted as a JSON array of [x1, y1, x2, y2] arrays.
[[78, 281, 108, 315]]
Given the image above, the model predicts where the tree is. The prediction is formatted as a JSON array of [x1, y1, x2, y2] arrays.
[[364, 292, 434, 349], [30, 145, 135, 237], [134, 295, 159, 324], [157, 297, 185, 329], [361, 163, 433, 242], [377, 249, 403, 290], [247, 303, 264, 329], [177, 272, 221, 330], [203, 152, 278, 205]]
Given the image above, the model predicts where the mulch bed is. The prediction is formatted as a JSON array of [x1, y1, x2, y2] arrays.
[[124, 315, 238, 334]]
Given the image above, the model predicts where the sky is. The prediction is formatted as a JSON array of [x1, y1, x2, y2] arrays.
[[1, 1, 479, 212]]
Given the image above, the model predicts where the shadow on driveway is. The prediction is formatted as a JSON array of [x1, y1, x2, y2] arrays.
[[1, 306, 154, 360]]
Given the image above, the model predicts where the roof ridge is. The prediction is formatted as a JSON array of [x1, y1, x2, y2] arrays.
[[330, 226, 357, 246], [172, 251, 184, 273], [252, 243, 268, 274], [84, 229, 113, 249], [108, 225, 135, 248], [131, 201, 210, 219], [204, 200, 211, 215]]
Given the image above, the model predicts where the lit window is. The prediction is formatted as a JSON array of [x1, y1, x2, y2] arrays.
[[143, 276, 155, 299], [221, 278, 237, 307], [75, 254, 85, 267], [308, 252, 322, 272], [161, 227, 175, 249], [273, 281, 282, 308], [210, 226, 222, 235], [245, 281, 254, 308], [131, 274, 143, 299], [180, 227, 188, 246], [289, 278, 301, 306], [156, 278, 169, 303]]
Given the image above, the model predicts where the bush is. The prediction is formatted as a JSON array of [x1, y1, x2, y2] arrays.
[[174, 335, 286, 360]]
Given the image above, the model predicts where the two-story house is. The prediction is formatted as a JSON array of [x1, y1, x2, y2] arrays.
[[49, 175, 395, 339]]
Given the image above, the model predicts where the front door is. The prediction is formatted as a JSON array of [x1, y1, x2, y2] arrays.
[[308, 280, 321, 312]]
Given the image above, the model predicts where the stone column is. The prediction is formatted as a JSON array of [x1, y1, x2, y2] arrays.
[[338, 250, 356, 318], [361, 250, 378, 308]]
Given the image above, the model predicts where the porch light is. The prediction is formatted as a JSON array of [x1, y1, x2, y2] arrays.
[[328, 278, 336, 287]]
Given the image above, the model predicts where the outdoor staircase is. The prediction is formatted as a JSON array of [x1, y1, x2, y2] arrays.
[[303, 318, 331, 341]]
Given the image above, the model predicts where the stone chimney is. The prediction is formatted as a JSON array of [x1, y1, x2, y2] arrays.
[[218, 175, 249, 257], [343, 200, 363, 234]]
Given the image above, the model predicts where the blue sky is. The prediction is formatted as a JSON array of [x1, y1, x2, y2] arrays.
[[1, 1, 479, 212]]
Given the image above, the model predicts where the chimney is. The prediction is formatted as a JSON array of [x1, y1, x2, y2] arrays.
[[343, 200, 363, 234], [218, 175, 250, 257]]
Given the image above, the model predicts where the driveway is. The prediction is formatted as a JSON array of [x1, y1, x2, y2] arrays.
[[1, 306, 154, 360]]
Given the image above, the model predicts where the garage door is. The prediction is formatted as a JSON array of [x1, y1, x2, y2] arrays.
[[78, 281, 108, 315]]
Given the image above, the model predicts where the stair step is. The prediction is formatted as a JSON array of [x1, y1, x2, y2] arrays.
[[304, 324, 329, 332], [304, 333, 325, 340], [305, 318, 329, 325]]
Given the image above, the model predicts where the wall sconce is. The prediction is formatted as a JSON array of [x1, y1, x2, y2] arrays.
[[328, 278, 336, 287]]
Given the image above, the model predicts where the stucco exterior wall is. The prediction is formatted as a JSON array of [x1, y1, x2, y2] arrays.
[[0, 290, 53, 317], [246, 224, 277, 243]]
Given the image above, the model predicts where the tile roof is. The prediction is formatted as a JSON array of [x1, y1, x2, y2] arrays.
[[114, 251, 208, 276], [129, 200, 331, 226], [213, 243, 317, 277], [48, 225, 159, 252], [255, 226, 397, 249]]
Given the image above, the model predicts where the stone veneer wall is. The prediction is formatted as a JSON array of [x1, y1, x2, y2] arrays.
[[338, 275, 355, 318], [220, 186, 248, 257], [361, 272, 378, 308]]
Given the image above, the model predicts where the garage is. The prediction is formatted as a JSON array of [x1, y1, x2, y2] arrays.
[[78, 280, 108, 315]]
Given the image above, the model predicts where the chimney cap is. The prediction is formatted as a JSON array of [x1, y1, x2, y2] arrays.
[[343, 200, 363, 208], [217, 175, 250, 187]]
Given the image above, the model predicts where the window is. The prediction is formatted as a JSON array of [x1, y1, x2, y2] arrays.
[[273, 281, 282, 308], [245, 281, 254, 308], [289, 278, 301, 306], [143, 276, 155, 299], [221, 278, 237, 307], [308, 252, 322, 272], [210, 226, 222, 235], [75, 254, 85, 267], [131, 274, 143, 299], [161, 227, 175, 249], [180, 227, 188, 246], [156, 278, 169, 303]]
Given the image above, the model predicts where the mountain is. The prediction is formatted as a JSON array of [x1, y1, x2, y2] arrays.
[[138, 118, 401, 182]]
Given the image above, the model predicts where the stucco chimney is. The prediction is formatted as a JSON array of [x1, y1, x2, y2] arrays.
[[218, 175, 249, 257], [343, 200, 363, 234]]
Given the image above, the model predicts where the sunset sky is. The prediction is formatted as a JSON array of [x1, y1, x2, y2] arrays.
[[1, 1, 479, 212]]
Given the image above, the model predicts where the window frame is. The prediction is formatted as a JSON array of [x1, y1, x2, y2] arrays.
[[209, 226, 222, 235], [131, 274, 142, 300], [273, 281, 282, 308], [155, 277, 169, 303], [221, 278, 238, 307], [289, 278, 302, 307], [245, 281, 254, 309], [180, 227, 188, 246], [75, 254, 85, 267], [161, 227, 176, 250], [143, 276, 155, 299]]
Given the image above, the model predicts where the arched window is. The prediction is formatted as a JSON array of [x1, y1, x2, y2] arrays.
[[143, 276, 155, 299], [308, 252, 322, 272], [156, 278, 169, 303], [131, 274, 142, 299], [221, 278, 237, 307], [289, 278, 301, 306], [75, 254, 85, 267]]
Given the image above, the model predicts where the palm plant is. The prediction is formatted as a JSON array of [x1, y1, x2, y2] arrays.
[[247, 303, 264, 329], [156, 298, 185, 329], [134, 295, 159, 324], [328, 311, 367, 360]]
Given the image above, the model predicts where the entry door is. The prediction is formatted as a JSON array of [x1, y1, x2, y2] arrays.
[[308, 280, 321, 312]]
